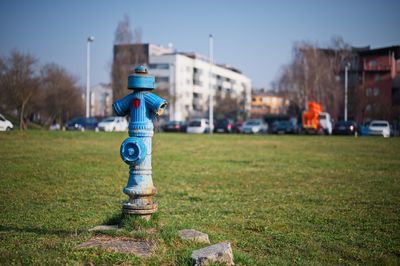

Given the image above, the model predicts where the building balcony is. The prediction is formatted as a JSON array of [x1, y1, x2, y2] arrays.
[[193, 98, 202, 106], [363, 63, 392, 72]]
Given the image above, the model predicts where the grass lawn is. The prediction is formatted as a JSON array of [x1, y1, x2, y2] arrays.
[[0, 131, 399, 265]]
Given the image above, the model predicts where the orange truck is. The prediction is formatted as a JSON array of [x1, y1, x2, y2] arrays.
[[302, 101, 332, 134]]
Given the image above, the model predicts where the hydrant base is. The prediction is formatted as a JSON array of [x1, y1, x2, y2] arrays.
[[122, 203, 157, 215]]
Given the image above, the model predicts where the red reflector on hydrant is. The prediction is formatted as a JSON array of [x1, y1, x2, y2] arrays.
[[131, 98, 140, 109]]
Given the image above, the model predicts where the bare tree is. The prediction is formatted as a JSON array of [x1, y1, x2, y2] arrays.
[[114, 14, 133, 45], [39, 63, 84, 127], [275, 37, 352, 120], [215, 90, 240, 119], [112, 14, 144, 101], [0, 49, 39, 130]]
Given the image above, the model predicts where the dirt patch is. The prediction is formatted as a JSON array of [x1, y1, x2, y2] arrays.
[[78, 236, 155, 257], [145, 227, 158, 235]]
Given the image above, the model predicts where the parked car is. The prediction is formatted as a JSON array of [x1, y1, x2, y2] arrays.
[[240, 119, 268, 134], [234, 121, 243, 133], [49, 123, 61, 131], [358, 122, 370, 136], [0, 114, 13, 131], [162, 120, 187, 132], [317, 113, 333, 135], [368, 120, 391, 137], [333, 120, 358, 136], [186, 118, 210, 134], [214, 118, 234, 133], [65, 117, 98, 131], [98, 116, 128, 132], [272, 120, 299, 134]]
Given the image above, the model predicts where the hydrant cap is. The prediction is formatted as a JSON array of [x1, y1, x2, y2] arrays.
[[120, 137, 147, 165], [127, 65, 155, 90]]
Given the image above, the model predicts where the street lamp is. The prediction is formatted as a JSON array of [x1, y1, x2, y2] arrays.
[[86, 36, 95, 118], [170, 63, 175, 121], [209, 34, 214, 134], [344, 62, 350, 122]]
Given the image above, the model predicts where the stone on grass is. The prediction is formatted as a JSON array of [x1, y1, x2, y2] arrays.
[[191, 242, 234, 266], [78, 236, 155, 257], [88, 225, 120, 232], [178, 229, 210, 244]]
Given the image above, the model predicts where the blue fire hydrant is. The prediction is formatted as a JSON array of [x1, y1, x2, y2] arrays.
[[112, 65, 167, 220]]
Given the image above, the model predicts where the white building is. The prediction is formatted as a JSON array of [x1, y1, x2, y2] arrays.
[[90, 83, 113, 117], [148, 52, 251, 121]]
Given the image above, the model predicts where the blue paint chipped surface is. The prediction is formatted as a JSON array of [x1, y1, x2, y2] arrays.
[[112, 66, 167, 216]]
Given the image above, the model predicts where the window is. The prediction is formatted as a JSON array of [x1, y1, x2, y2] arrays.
[[392, 87, 400, 106], [193, 67, 202, 74], [192, 104, 201, 111], [193, 67, 202, 85], [366, 87, 373, 96], [156, 77, 169, 83], [370, 122, 389, 127], [373, 87, 380, 96], [189, 121, 201, 127], [368, 60, 377, 68], [374, 74, 380, 81], [148, 63, 169, 70], [193, 79, 202, 86]]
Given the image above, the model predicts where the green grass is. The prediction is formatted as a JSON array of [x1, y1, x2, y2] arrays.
[[0, 131, 399, 265]]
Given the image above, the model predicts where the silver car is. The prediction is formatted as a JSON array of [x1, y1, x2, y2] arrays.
[[240, 119, 268, 134], [368, 120, 390, 138]]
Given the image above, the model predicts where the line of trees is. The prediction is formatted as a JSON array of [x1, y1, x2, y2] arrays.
[[273, 36, 352, 119], [0, 49, 83, 130]]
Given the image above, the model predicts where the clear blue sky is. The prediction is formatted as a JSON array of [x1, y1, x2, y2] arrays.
[[1, 0, 399, 89]]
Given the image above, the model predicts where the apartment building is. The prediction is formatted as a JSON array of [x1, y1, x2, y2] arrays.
[[250, 92, 289, 118], [90, 83, 113, 117], [113, 43, 251, 121]]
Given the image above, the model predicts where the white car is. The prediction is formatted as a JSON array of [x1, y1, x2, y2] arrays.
[[49, 123, 61, 131], [318, 112, 333, 135], [98, 116, 128, 132], [0, 114, 13, 131], [368, 120, 391, 137], [186, 119, 210, 134], [240, 119, 268, 134]]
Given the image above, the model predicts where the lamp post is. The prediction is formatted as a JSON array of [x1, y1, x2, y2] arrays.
[[344, 62, 350, 122], [209, 34, 214, 134], [170, 63, 175, 121], [86, 36, 95, 118]]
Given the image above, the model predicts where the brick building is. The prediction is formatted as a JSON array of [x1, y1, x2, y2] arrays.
[[354, 46, 400, 123]]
